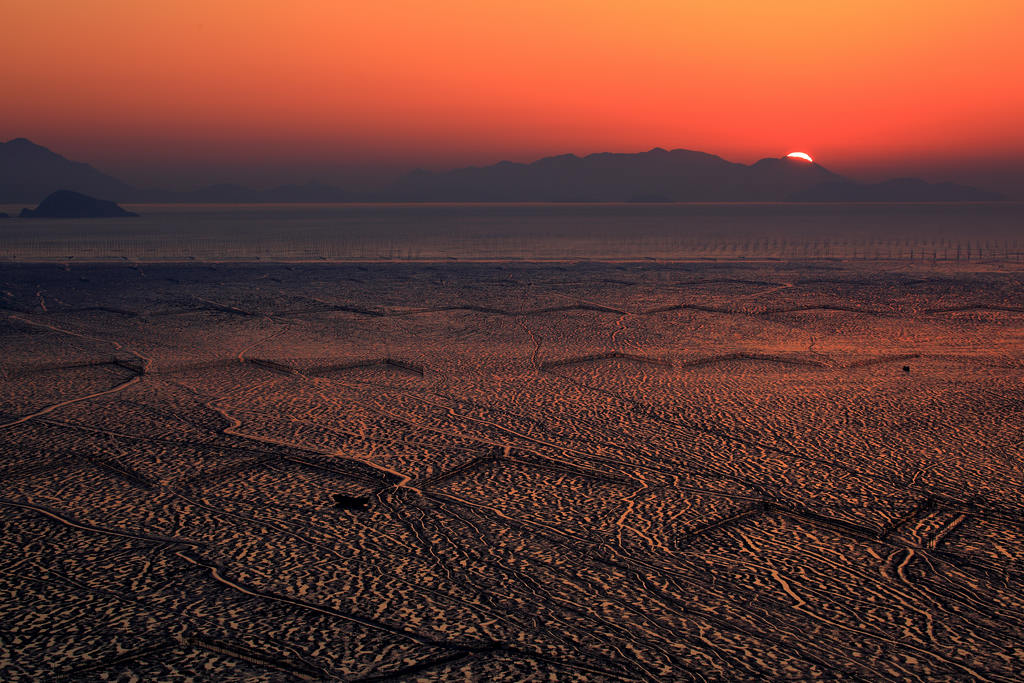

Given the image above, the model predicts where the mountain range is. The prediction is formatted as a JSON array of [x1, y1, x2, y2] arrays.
[[0, 138, 1004, 204], [0, 138, 134, 204]]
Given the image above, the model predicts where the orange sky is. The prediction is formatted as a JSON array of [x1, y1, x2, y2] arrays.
[[4, 0, 1024, 189]]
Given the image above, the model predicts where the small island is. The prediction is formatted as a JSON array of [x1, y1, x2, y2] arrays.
[[20, 190, 139, 218]]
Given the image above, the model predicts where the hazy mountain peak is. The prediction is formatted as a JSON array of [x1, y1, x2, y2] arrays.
[[4, 137, 44, 147], [387, 147, 849, 201], [0, 137, 134, 203]]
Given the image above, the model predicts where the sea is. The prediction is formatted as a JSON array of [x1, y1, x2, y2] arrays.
[[1, 202, 1022, 262]]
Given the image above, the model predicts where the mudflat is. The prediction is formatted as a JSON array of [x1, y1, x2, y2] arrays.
[[1, 259, 1022, 680]]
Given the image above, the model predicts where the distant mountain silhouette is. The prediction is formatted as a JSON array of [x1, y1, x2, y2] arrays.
[[0, 138, 135, 203], [383, 148, 851, 202], [0, 139, 347, 203], [20, 190, 139, 218], [791, 178, 1003, 202], [146, 181, 347, 203], [0, 138, 1004, 203], [382, 150, 1007, 202]]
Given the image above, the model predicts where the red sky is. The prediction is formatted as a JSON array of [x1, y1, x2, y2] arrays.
[[4, 0, 1024, 192]]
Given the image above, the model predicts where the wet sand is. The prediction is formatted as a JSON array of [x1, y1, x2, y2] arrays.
[[1, 259, 1022, 680]]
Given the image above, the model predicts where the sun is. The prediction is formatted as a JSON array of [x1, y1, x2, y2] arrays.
[[787, 152, 813, 163]]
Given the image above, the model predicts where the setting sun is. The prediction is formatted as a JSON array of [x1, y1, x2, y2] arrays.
[[787, 152, 814, 162]]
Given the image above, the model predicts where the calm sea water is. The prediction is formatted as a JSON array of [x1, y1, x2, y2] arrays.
[[1, 202, 1022, 261]]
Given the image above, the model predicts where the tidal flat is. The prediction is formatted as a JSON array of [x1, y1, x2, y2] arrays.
[[1, 259, 1022, 680]]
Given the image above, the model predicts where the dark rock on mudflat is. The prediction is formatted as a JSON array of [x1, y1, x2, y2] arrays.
[[332, 493, 370, 511], [19, 190, 139, 218]]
